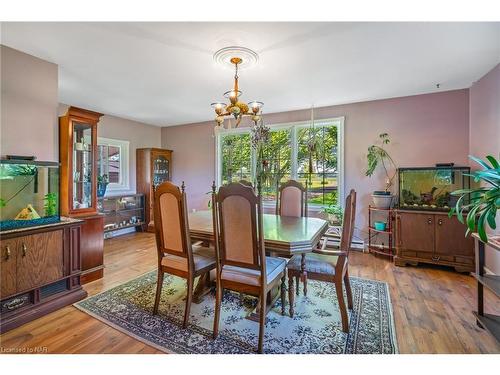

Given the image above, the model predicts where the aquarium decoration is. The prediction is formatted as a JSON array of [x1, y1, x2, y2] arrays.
[[15, 204, 41, 220], [0, 160, 61, 232], [44, 192, 58, 217], [398, 166, 470, 211]]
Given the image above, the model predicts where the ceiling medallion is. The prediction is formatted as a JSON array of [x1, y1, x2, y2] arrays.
[[211, 46, 263, 131], [213, 46, 259, 70]]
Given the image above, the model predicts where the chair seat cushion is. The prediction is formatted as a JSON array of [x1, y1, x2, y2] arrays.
[[161, 245, 216, 272], [287, 253, 338, 275], [221, 257, 286, 286]]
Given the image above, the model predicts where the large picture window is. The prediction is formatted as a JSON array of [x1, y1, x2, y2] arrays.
[[216, 117, 344, 208]]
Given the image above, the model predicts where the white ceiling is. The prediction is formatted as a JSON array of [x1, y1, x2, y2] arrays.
[[1, 22, 499, 127]]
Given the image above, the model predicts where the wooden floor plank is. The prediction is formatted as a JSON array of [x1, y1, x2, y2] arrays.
[[1, 232, 499, 354]]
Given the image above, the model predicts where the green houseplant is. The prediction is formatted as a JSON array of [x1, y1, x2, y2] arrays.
[[366, 133, 397, 208], [322, 203, 344, 225], [449, 155, 500, 242]]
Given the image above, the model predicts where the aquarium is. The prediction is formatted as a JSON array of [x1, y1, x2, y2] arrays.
[[0, 160, 60, 231], [398, 166, 471, 211]]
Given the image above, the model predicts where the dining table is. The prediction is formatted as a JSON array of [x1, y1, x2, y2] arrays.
[[188, 210, 329, 319]]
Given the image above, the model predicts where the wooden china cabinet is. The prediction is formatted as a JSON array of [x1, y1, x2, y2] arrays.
[[59, 106, 105, 283], [136, 148, 172, 232]]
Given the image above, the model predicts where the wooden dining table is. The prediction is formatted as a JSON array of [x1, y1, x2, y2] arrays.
[[189, 210, 328, 255], [188, 210, 328, 318]]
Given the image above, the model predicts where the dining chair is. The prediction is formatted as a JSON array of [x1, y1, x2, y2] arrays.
[[276, 179, 309, 295], [287, 189, 357, 333], [275, 179, 308, 218], [152, 181, 216, 328], [212, 182, 287, 353]]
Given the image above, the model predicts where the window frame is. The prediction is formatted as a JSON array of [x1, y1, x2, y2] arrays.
[[97, 137, 130, 193], [215, 116, 345, 209]]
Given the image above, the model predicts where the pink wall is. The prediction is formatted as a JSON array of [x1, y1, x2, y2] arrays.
[[161, 122, 216, 210], [162, 89, 470, 239], [1, 45, 59, 161], [469, 63, 500, 273]]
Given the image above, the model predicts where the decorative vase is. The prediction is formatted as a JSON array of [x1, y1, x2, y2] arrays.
[[97, 182, 108, 198]]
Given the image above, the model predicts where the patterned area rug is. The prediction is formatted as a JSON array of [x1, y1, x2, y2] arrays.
[[75, 271, 398, 354]]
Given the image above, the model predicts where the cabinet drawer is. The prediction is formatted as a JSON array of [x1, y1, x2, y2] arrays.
[[436, 255, 454, 263], [401, 250, 417, 258], [454, 256, 474, 265], [1, 292, 33, 314]]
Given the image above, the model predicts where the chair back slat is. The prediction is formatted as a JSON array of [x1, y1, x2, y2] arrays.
[[153, 182, 192, 265], [340, 189, 357, 255], [213, 182, 264, 270], [221, 195, 256, 265], [276, 180, 308, 217]]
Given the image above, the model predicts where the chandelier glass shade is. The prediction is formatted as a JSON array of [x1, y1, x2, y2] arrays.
[[211, 48, 263, 130]]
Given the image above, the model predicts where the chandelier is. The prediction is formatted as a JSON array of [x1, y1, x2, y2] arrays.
[[211, 47, 263, 130]]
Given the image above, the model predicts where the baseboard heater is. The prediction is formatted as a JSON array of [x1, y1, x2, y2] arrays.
[[322, 236, 365, 251]]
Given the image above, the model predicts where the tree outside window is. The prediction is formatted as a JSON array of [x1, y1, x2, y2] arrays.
[[217, 119, 342, 208]]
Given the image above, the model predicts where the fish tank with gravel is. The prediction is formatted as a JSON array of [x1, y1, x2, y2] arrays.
[[0, 159, 60, 231], [398, 166, 471, 211]]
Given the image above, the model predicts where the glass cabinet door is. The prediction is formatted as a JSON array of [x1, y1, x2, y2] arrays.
[[152, 154, 169, 188], [72, 122, 94, 210]]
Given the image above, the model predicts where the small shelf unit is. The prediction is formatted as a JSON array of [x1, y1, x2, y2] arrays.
[[368, 205, 394, 259], [472, 233, 500, 343], [97, 193, 145, 238]]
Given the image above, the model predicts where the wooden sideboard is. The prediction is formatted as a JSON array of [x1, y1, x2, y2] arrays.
[[394, 209, 474, 272], [0, 218, 87, 333]]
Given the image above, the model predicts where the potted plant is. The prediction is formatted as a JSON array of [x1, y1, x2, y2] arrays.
[[366, 133, 397, 208], [250, 116, 271, 190], [450, 155, 499, 242], [321, 203, 344, 225], [97, 174, 109, 198]]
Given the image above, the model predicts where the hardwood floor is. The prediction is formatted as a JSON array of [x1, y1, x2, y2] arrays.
[[1, 232, 499, 354]]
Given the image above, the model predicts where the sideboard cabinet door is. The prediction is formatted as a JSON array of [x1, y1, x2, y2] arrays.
[[16, 230, 64, 292], [397, 212, 435, 259], [435, 215, 474, 263], [1, 239, 18, 299]]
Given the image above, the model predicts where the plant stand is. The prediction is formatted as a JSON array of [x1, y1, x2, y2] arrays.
[[368, 206, 394, 259], [472, 233, 500, 343]]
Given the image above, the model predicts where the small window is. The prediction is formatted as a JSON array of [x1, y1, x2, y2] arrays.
[[97, 137, 130, 192]]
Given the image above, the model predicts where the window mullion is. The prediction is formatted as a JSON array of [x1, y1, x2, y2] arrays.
[[291, 125, 298, 180], [251, 135, 256, 182]]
